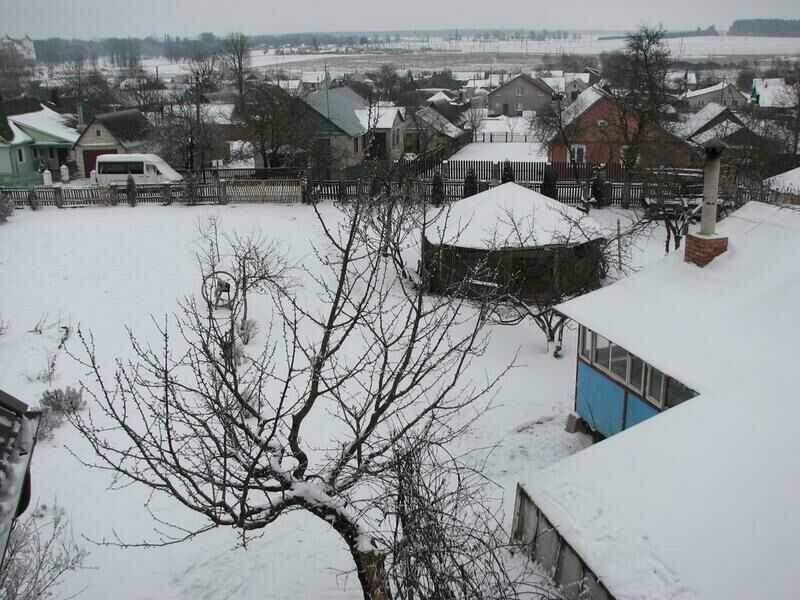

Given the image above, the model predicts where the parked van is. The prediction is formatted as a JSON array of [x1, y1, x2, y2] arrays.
[[94, 154, 183, 185]]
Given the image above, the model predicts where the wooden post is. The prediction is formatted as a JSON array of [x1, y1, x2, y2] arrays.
[[617, 219, 622, 271], [54, 184, 64, 208], [219, 179, 228, 205]]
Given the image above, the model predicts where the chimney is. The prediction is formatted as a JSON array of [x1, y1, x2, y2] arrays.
[[685, 139, 729, 267]]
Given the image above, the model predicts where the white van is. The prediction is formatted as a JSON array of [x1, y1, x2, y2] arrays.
[[94, 154, 183, 185]]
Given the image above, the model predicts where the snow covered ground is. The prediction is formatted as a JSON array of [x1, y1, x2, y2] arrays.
[[0, 202, 666, 599], [450, 142, 548, 162]]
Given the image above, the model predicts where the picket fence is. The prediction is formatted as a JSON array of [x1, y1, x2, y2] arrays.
[[3, 179, 304, 209]]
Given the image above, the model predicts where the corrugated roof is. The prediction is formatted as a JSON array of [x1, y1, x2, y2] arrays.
[[305, 87, 369, 137]]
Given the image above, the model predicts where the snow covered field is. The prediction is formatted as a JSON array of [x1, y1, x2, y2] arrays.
[[0, 202, 666, 599]]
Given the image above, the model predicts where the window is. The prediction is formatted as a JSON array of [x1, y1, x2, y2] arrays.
[[515, 86, 523, 97], [49, 148, 55, 159], [629, 355, 644, 391], [146, 164, 159, 175], [515, 102, 523, 114], [667, 378, 696, 408], [569, 145, 586, 163], [17, 148, 24, 163], [579, 326, 591, 360], [593, 334, 611, 370], [609, 344, 628, 380], [354, 137, 359, 153], [96, 129, 102, 137], [646, 367, 665, 407], [97, 161, 144, 175], [32, 148, 39, 158]]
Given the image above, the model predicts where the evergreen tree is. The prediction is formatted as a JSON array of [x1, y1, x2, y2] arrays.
[[541, 165, 558, 199], [0, 191, 13, 222], [501, 160, 515, 183], [463, 168, 478, 198], [126, 174, 137, 207], [431, 173, 444, 206]]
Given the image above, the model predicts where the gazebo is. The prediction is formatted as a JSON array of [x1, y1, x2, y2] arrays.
[[421, 182, 606, 303]]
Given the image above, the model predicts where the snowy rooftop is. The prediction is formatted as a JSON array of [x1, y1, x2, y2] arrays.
[[672, 102, 728, 139], [414, 106, 463, 139], [765, 166, 800, 195], [689, 121, 743, 146], [752, 78, 797, 109], [305, 87, 369, 137], [203, 103, 237, 125], [532, 202, 800, 599], [6, 120, 32, 145], [449, 142, 548, 162], [561, 86, 605, 127], [354, 102, 403, 131], [425, 182, 603, 249], [684, 82, 745, 100], [426, 91, 453, 103], [8, 104, 79, 143]]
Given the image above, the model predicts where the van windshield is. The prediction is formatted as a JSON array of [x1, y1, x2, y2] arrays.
[[98, 161, 144, 175]]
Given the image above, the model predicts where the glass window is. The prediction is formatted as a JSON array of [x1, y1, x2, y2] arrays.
[[146, 164, 158, 175], [17, 148, 24, 162], [609, 344, 628, 380], [354, 137, 359, 153], [579, 327, 591, 360], [667, 378, 696, 408], [629, 355, 644, 391], [515, 86, 523, 96], [647, 367, 665, 406], [96, 129, 102, 136], [569, 145, 586, 163], [594, 334, 610, 370]]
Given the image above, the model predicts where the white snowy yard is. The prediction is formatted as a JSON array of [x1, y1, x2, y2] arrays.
[[0, 202, 664, 599]]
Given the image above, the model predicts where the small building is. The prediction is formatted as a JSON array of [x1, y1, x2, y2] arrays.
[[0, 34, 36, 63], [751, 77, 797, 111], [765, 165, 800, 204], [549, 87, 695, 167], [421, 182, 605, 302], [672, 102, 761, 150], [512, 201, 800, 599], [0, 389, 41, 565], [487, 73, 554, 117], [682, 81, 748, 109], [539, 73, 590, 103], [74, 109, 151, 177]]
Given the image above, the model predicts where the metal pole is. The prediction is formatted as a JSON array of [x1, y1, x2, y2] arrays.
[[700, 141, 725, 236]]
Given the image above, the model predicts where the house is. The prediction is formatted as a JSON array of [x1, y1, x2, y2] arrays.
[[682, 81, 748, 109], [276, 79, 306, 97], [665, 69, 698, 94], [1, 101, 79, 181], [512, 199, 800, 599], [765, 165, 800, 204], [74, 109, 151, 177], [539, 73, 590, 103], [487, 73, 554, 117], [304, 87, 408, 178], [421, 182, 605, 302], [549, 86, 695, 167], [671, 101, 761, 149], [0, 389, 42, 566], [751, 77, 797, 111], [408, 106, 466, 152]]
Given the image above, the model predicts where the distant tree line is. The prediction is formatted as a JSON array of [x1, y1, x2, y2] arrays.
[[729, 19, 800, 37]]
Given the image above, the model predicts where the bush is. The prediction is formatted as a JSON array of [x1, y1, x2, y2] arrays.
[[591, 176, 612, 207], [238, 318, 259, 345], [183, 175, 198, 205], [0, 191, 13, 222], [126, 174, 137, 207], [41, 386, 85, 414], [431, 173, 444, 206], [541, 165, 558, 199], [463, 168, 478, 198], [500, 159, 515, 183], [27, 187, 38, 211]]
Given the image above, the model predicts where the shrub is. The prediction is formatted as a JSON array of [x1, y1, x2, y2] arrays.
[[541, 165, 558, 199], [126, 174, 137, 207], [27, 187, 38, 211], [591, 176, 612, 207], [431, 173, 444, 206], [501, 159, 515, 183], [183, 175, 198, 205], [0, 192, 13, 223], [40, 386, 85, 415], [238, 318, 259, 345], [463, 168, 478, 199]]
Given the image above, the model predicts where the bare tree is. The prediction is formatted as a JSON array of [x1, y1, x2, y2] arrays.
[[221, 32, 250, 99], [0, 503, 89, 600], [67, 188, 508, 599]]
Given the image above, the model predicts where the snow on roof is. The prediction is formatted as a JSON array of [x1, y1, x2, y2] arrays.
[[752, 78, 797, 109], [539, 73, 590, 94], [6, 120, 32, 145], [203, 103, 237, 125], [689, 121, 743, 146], [305, 87, 369, 137], [426, 91, 453, 103], [414, 106, 463, 139], [672, 102, 728, 139], [8, 104, 79, 143], [449, 142, 548, 162], [354, 102, 403, 131], [667, 70, 698, 86], [424, 182, 603, 249], [277, 79, 301, 90], [464, 78, 491, 89], [765, 166, 800, 195], [561, 86, 605, 127], [534, 202, 800, 600], [684, 81, 746, 100]]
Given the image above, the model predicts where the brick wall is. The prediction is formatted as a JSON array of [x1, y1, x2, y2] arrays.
[[684, 233, 729, 267]]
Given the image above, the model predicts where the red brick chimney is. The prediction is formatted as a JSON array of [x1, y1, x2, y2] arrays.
[[685, 139, 729, 267]]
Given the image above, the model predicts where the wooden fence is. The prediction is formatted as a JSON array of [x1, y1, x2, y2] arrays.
[[3, 179, 303, 209], [445, 161, 629, 182]]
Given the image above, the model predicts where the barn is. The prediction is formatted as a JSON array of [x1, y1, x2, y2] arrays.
[[420, 182, 605, 303]]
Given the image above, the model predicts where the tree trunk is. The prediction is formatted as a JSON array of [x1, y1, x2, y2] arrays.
[[621, 167, 632, 209], [350, 547, 391, 600]]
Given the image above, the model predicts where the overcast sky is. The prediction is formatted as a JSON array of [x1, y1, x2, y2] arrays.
[[3, 0, 799, 39]]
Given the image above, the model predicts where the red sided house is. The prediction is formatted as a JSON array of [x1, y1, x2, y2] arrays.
[[549, 86, 696, 168]]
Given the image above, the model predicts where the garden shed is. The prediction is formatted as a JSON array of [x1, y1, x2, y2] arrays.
[[421, 182, 605, 303]]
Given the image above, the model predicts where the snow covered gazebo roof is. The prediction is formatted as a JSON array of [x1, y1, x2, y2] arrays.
[[525, 202, 800, 599], [425, 182, 603, 250]]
